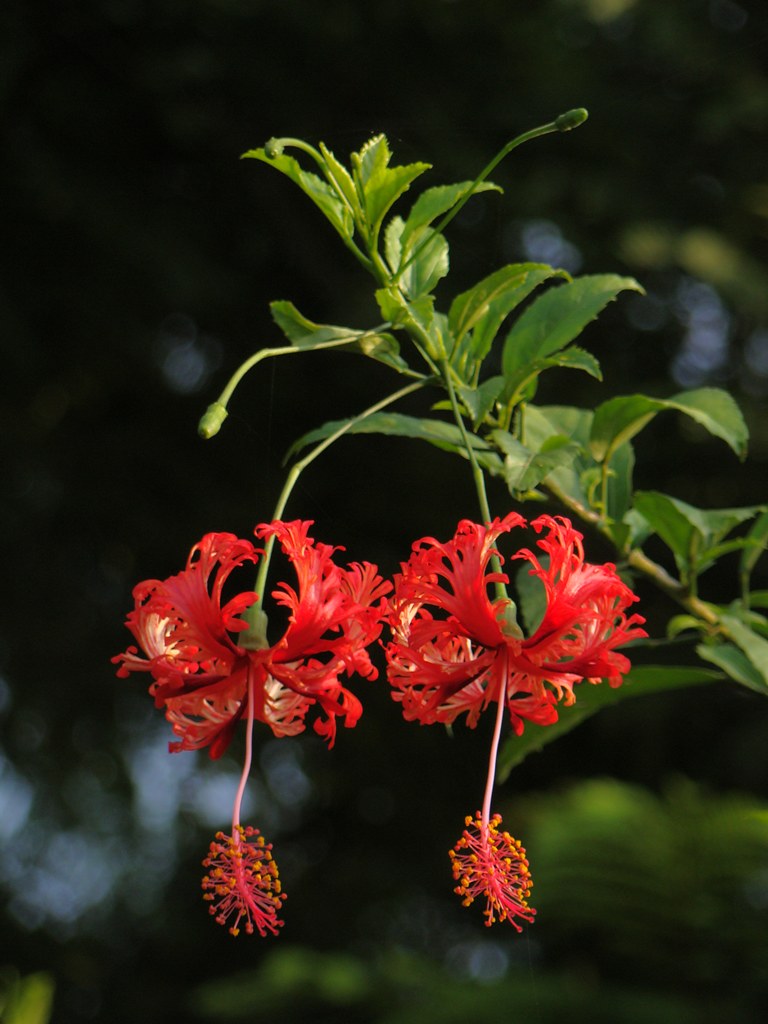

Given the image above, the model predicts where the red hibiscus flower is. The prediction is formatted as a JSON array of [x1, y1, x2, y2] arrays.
[[115, 520, 389, 937], [385, 512, 646, 929], [114, 521, 390, 758], [386, 512, 646, 730]]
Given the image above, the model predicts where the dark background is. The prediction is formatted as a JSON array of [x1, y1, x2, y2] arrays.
[[3, 2, 768, 1022]]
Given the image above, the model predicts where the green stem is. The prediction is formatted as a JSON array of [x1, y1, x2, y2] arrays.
[[250, 378, 428, 619], [339, 234, 377, 273], [441, 359, 519, 627], [399, 108, 588, 278], [599, 460, 610, 520], [370, 248, 394, 287], [266, 137, 323, 162], [199, 328, 395, 439], [515, 403, 526, 444], [441, 359, 493, 523]]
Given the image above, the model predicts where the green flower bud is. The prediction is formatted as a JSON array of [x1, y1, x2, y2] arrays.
[[555, 108, 588, 132], [264, 138, 284, 159], [198, 402, 228, 439]]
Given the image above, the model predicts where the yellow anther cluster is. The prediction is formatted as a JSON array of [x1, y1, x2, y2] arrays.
[[201, 824, 286, 937], [448, 810, 535, 931]]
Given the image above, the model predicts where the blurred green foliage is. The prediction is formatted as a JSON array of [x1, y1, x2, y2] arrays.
[[0, 970, 54, 1024]]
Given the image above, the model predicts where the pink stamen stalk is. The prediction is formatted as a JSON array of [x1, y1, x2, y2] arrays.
[[481, 668, 509, 828], [231, 667, 256, 834], [201, 668, 286, 936], [449, 661, 535, 930]]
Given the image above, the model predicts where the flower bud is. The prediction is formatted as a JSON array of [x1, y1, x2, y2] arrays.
[[198, 402, 228, 439], [264, 138, 284, 159], [555, 108, 588, 132]]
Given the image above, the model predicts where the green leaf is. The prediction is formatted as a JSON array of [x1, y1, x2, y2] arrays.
[[515, 560, 547, 636], [740, 508, 768, 583], [401, 180, 502, 239], [375, 289, 448, 361], [720, 613, 768, 682], [351, 135, 430, 240], [589, 394, 657, 463], [603, 437, 636, 531], [376, 288, 433, 331], [541, 344, 602, 379], [520, 403, 634, 530], [623, 506, 654, 548], [356, 333, 413, 374], [449, 263, 564, 365], [727, 604, 768, 638], [285, 411, 502, 470], [502, 344, 603, 404], [522, 404, 592, 503], [404, 231, 449, 297], [350, 133, 391, 189], [696, 642, 768, 694], [384, 217, 449, 298], [384, 217, 404, 277], [664, 387, 748, 459], [269, 301, 411, 373], [456, 375, 505, 428], [491, 429, 580, 493], [667, 614, 704, 638], [318, 142, 361, 218], [367, 163, 432, 239], [270, 300, 354, 347], [632, 491, 763, 578], [631, 492, 698, 577], [522, 403, 591, 447], [501, 273, 642, 379], [700, 539, 761, 564], [242, 148, 353, 241], [498, 665, 722, 778], [590, 387, 749, 464]]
